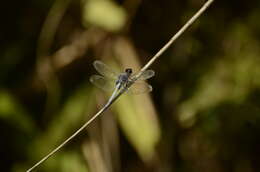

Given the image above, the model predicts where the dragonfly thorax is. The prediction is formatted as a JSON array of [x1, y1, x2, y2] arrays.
[[116, 69, 133, 89]]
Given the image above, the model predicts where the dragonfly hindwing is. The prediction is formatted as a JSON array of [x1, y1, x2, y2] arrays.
[[90, 75, 114, 91]]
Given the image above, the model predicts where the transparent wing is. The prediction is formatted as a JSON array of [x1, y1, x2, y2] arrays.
[[133, 70, 155, 81], [93, 60, 118, 79], [128, 82, 153, 94], [90, 75, 114, 92]]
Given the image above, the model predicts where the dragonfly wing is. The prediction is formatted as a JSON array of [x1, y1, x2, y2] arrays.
[[128, 82, 153, 94], [93, 60, 118, 79], [90, 75, 114, 92], [133, 70, 155, 81]]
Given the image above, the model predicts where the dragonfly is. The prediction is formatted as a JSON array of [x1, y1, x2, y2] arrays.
[[90, 60, 155, 104]]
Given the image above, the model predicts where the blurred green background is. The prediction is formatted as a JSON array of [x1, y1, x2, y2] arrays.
[[1, 0, 260, 171]]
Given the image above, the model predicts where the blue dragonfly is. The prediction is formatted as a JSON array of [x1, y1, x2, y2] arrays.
[[90, 60, 154, 104]]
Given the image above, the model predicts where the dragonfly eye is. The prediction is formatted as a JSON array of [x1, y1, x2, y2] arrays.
[[125, 68, 132, 74]]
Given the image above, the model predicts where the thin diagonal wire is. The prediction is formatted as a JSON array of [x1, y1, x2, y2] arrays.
[[26, 87, 125, 172], [26, 0, 214, 171], [26, 106, 107, 172], [137, 0, 214, 76]]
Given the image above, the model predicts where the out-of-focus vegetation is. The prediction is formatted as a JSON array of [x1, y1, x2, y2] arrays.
[[1, 0, 260, 171]]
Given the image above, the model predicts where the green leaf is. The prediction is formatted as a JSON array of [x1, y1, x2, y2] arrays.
[[0, 90, 34, 133], [82, 0, 127, 32], [113, 93, 161, 161]]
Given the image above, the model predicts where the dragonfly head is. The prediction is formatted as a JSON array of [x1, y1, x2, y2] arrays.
[[125, 68, 132, 75]]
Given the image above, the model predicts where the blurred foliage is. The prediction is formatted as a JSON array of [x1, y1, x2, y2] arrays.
[[0, 90, 35, 133], [1, 0, 260, 172], [82, 0, 127, 31], [114, 88, 160, 162]]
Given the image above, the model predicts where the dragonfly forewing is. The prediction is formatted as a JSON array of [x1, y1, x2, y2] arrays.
[[128, 82, 153, 94], [93, 60, 118, 79], [133, 70, 155, 81], [90, 75, 114, 92]]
